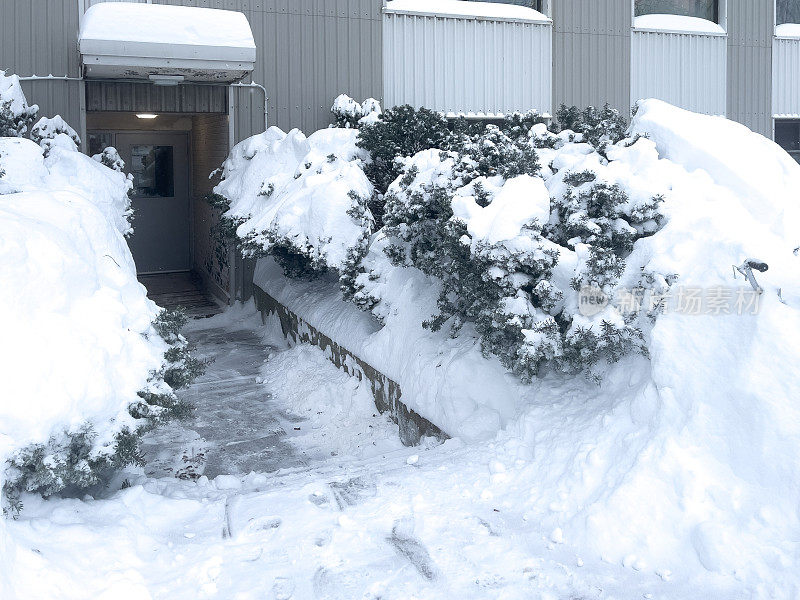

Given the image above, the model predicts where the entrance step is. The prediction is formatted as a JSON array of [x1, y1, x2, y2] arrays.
[[138, 271, 224, 318]]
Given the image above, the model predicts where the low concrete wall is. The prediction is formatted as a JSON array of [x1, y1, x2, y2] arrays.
[[253, 285, 447, 447]]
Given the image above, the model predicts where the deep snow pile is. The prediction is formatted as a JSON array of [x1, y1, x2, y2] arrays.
[[237, 99, 800, 592], [0, 134, 163, 470], [0, 75, 179, 525], [213, 126, 373, 274]]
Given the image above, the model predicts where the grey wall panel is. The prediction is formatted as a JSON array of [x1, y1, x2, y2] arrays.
[[86, 81, 228, 113], [0, 0, 83, 131], [553, 0, 631, 116], [631, 30, 727, 116], [0, 0, 80, 78], [383, 11, 552, 116], [151, 0, 383, 141], [17, 79, 84, 137], [773, 37, 800, 118], [727, 0, 773, 136]]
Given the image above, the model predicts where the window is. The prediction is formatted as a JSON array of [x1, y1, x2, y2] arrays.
[[775, 120, 800, 163], [777, 0, 800, 25], [130, 145, 175, 197], [635, 0, 719, 22]]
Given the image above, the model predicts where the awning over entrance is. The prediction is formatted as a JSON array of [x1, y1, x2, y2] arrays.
[[78, 2, 256, 83]]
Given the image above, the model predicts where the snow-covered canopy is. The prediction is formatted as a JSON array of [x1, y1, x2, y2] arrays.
[[79, 2, 256, 82], [385, 0, 550, 22]]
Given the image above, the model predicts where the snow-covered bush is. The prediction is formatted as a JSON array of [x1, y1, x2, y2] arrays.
[[131, 307, 207, 423], [249, 101, 800, 591], [357, 104, 451, 196], [375, 117, 663, 380], [214, 103, 665, 381], [552, 103, 628, 155], [330, 94, 382, 129], [92, 146, 125, 172], [0, 71, 38, 138], [30, 115, 81, 157], [213, 127, 374, 291]]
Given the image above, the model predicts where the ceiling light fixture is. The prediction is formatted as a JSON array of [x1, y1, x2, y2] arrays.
[[136, 113, 158, 119], [149, 74, 184, 86]]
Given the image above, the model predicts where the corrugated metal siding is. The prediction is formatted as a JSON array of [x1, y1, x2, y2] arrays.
[[0, 0, 84, 132], [773, 37, 800, 118], [728, 0, 773, 137], [85, 81, 228, 112], [383, 12, 552, 116], [149, 0, 383, 141], [553, 0, 631, 115], [631, 30, 727, 116]]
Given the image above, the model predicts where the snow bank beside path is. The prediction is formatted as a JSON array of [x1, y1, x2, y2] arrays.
[[0, 133, 160, 479], [0, 189, 162, 452]]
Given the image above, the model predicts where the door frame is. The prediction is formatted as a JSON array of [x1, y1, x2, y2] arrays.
[[88, 129, 193, 274]]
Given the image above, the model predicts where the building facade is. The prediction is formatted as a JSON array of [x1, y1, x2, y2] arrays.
[[1, 0, 798, 302]]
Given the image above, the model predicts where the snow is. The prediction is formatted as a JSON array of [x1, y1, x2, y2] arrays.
[[629, 98, 800, 238], [0, 71, 36, 120], [214, 126, 373, 271], [452, 174, 550, 245], [0, 308, 785, 599], [331, 93, 361, 119], [385, 0, 550, 22], [776, 23, 800, 37], [0, 143, 163, 463], [0, 137, 134, 236], [633, 14, 725, 34], [246, 100, 800, 594], [2, 312, 747, 600], [79, 2, 256, 51]]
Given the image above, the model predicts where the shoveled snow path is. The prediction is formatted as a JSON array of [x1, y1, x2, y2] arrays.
[[6, 310, 746, 599]]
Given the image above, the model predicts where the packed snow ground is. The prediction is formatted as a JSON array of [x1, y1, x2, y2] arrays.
[[2, 308, 758, 599]]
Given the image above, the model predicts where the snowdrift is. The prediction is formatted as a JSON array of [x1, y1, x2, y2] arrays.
[[249, 100, 800, 592], [0, 135, 163, 462]]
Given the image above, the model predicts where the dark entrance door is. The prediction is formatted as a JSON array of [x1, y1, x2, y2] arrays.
[[117, 132, 190, 273]]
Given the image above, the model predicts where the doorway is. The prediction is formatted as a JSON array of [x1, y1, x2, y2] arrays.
[[87, 110, 233, 311], [117, 132, 191, 273]]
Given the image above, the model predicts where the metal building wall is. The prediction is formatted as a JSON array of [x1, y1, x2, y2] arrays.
[[0, 0, 85, 139], [773, 37, 800, 118], [631, 29, 727, 116], [382, 11, 552, 116], [727, 0, 773, 137], [552, 0, 631, 116], [147, 0, 383, 142]]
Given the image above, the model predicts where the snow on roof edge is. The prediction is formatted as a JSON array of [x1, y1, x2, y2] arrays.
[[633, 14, 726, 35], [775, 23, 800, 38], [384, 0, 550, 23]]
